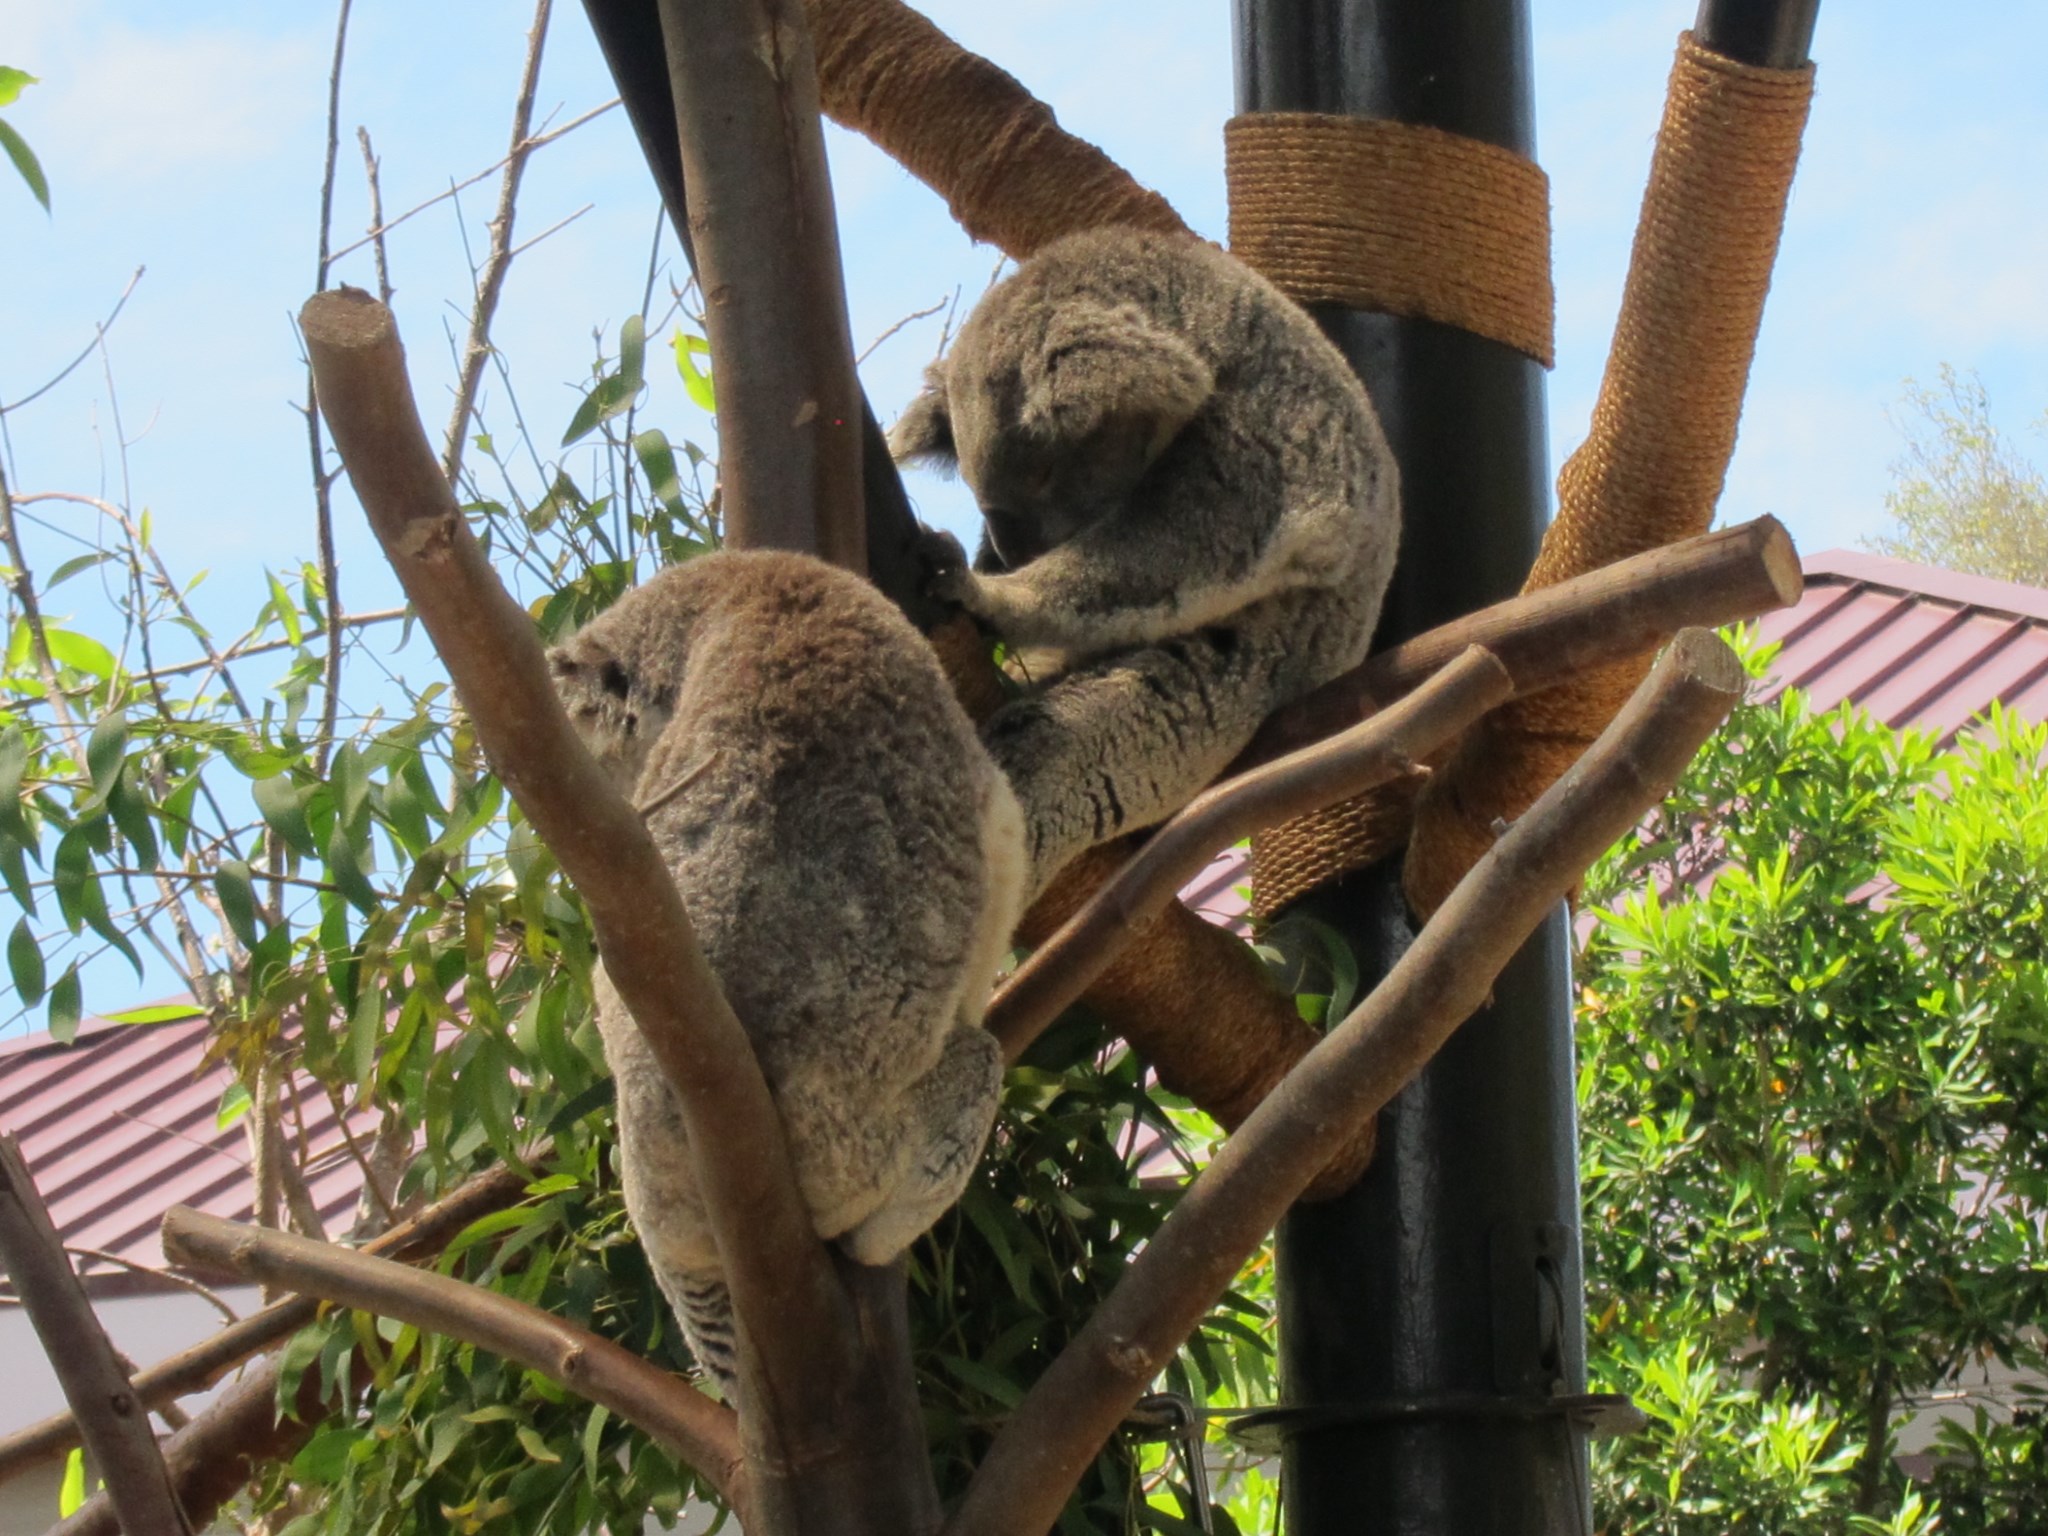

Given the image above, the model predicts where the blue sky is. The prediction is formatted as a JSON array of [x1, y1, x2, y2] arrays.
[[4, 0, 2048, 637], [2, 1, 2046, 1021]]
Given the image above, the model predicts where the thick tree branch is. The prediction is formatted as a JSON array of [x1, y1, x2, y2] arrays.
[[989, 646, 1514, 1060], [0, 1137, 192, 1535], [954, 629, 1748, 1536], [655, 0, 864, 566], [1241, 514, 1799, 768], [0, 1163, 528, 1480], [301, 286, 850, 1445], [160, 1208, 748, 1515]]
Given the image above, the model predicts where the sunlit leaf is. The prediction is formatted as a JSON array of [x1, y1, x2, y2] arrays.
[[0, 68, 38, 108], [42, 628, 113, 678], [671, 330, 715, 413], [46, 963, 80, 1043], [252, 772, 318, 858], [216, 1080, 252, 1130], [58, 1448, 85, 1518]]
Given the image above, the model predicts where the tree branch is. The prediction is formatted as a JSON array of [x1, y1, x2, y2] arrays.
[[159, 1208, 748, 1515], [988, 646, 1514, 1060], [1240, 514, 1800, 769], [654, 0, 864, 565], [953, 629, 1748, 1536], [0, 1137, 192, 1535], [0, 1164, 528, 1481], [300, 286, 851, 1446]]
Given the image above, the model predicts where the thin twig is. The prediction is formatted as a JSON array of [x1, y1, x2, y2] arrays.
[[355, 126, 394, 306], [0, 1137, 193, 1535], [441, 0, 553, 484], [307, 0, 355, 780], [61, 1248, 240, 1323], [951, 631, 1748, 1536], [326, 99, 618, 265], [856, 297, 948, 366], [0, 268, 146, 416], [161, 1208, 749, 1515]]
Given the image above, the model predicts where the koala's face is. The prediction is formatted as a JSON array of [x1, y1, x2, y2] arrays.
[[958, 405, 1165, 568], [549, 635, 674, 794], [890, 279, 1215, 571]]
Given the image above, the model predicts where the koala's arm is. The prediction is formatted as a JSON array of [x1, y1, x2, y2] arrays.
[[940, 494, 1288, 659]]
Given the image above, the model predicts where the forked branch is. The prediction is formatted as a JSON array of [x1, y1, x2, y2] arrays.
[[954, 629, 1748, 1536]]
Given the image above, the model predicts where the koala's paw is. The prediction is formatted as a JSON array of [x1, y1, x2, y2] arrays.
[[914, 524, 975, 608]]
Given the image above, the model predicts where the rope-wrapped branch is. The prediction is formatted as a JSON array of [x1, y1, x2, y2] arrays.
[[1403, 31, 1813, 917]]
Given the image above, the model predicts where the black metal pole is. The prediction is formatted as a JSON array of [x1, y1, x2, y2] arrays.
[[1234, 3, 1589, 1532]]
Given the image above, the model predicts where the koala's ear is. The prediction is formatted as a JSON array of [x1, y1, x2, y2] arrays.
[[1025, 300, 1214, 443], [888, 366, 957, 470]]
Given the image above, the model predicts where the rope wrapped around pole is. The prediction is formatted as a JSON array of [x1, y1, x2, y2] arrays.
[[1403, 31, 1812, 917]]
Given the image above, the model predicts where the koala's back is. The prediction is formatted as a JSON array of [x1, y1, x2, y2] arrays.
[[558, 551, 1022, 1274], [633, 554, 997, 1086]]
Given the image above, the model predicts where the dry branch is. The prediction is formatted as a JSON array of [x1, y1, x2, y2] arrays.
[[1243, 514, 1799, 768], [0, 1136, 192, 1535], [300, 286, 852, 1446], [655, 0, 864, 566], [0, 1163, 527, 1480], [989, 647, 1514, 1060], [954, 629, 1748, 1536], [160, 1208, 748, 1514]]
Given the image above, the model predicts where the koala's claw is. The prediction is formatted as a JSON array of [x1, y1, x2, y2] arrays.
[[915, 525, 975, 607]]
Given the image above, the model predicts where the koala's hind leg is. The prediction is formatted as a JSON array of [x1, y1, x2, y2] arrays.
[[653, 1264, 742, 1404], [841, 1024, 1003, 1267]]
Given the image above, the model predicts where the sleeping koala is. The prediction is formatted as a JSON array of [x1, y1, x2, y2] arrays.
[[550, 550, 1026, 1399], [890, 226, 1400, 896]]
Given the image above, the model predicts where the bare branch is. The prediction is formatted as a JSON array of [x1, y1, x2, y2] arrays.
[[355, 127, 394, 306], [0, 268, 145, 416], [1243, 514, 1800, 769], [441, 0, 553, 484], [0, 1136, 192, 1535], [300, 286, 849, 1439], [0, 462, 87, 757], [990, 647, 1513, 1060], [160, 1208, 748, 1515], [0, 1163, 526, 1481], [955, 630, 1749, 1536], [326, 99, 620, 266], [656, 0, 864, 565]]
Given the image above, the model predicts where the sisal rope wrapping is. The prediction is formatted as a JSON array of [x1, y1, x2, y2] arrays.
[[1401, 33, 1811, 919], [1226, 113, 1555, 366], [804, 0, 1186, 259]]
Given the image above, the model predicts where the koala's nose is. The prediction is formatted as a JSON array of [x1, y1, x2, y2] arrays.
[[983, 508, 1048, 568]]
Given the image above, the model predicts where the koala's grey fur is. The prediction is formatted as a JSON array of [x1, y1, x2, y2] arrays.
[[550, 550, 1026, 1399], [891, 227, 1400, 896]]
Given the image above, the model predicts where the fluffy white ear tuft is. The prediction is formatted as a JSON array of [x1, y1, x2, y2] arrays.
[[888, 364, 958, 469]]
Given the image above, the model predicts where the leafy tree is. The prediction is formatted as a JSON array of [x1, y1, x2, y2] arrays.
[[1579, 641, 2048, 1533], [1865, 366, 2048, 587]]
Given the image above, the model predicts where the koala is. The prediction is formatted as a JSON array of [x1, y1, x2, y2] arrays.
[[891, 226, 1400, 897], [550, 550, 1026, 1400]]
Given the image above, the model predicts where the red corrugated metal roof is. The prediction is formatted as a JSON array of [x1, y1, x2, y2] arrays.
[[0, 1007, 374, 1297], [1755, 549, 2048, 738]]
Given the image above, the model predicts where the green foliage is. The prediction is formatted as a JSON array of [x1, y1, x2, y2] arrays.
[[1865, 366, 2048, 586], [1580, 638, 2048, 1531], [0, 65, 50, 212]]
